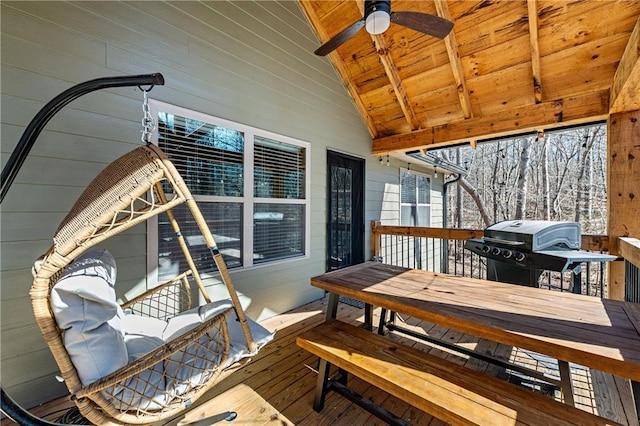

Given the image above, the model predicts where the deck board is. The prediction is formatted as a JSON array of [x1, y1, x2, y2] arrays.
[[1, 297, 636, 426]]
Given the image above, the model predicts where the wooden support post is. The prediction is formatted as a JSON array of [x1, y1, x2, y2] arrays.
[[371, 220, 382, 260], [607, 110, 640, 300], [557, 360, 575, 407]]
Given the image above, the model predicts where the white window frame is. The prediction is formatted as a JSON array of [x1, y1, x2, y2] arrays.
[[146, 99, 311, 285], [399, 168, 432, 227]]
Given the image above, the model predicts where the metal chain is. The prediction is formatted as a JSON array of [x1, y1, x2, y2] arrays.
[[141, 89, 155, 144]]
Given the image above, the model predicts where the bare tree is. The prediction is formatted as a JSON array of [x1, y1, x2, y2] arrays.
[[491, 142, 501, 222], [439, 123, 607, 233], [574, 127, 602, 228], [458, 176, 492, 227], [514, 137, 532, 219], [541, 134, 551, 220], [455, 147, 463, 228]]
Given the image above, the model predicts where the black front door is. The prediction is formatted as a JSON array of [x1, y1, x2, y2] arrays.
[[327, 151, 364, 272]]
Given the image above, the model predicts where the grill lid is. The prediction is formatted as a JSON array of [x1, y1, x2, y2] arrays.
[[484, 220, 581, 252]]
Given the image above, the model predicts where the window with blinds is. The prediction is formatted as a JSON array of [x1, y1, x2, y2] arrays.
[[150, 101, 309, 279], [253, 136, 306, 264], [400, 169, 431, 227], [158, 112, 244, 197]]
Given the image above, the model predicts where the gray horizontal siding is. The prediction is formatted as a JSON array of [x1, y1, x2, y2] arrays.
[[0, 0, 441, 408]]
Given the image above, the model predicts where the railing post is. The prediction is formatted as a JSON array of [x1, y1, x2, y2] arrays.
[[620, 237, 640, 303], [371, 221, 382, 260], [607, 110, 640, 300], [442, 237, 450, 274]]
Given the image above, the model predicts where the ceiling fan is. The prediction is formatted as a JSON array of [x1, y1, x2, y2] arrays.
[[314, 0, 454, 56]]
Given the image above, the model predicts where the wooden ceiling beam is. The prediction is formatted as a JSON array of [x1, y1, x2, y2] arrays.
[[372, 89, 610, 155], [373, 34, 421, 130], [434, 0, 472, 118], [527, 0, 543, 103], [610, 16, 640, 114], [356, 0, 419, 131], [296, 1, 379, 137]]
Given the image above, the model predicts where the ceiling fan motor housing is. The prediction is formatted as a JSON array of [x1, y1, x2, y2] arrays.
[[365, 0, 391, 35], [313, 0, 452, 56]]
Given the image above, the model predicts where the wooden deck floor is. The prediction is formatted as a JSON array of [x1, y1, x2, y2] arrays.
[[4, 297, 638, 426]]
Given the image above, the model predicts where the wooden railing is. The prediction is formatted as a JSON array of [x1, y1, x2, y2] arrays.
[[620, 237, 640, 302], [371, 223, 486, 279], [621, 237, 640, 267], [371, 222, 611, 254], [371, 221, 614, 298]]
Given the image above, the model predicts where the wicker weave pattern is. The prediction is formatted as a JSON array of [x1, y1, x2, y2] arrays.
[[53, 147, 179, 259], [122, 271, 193, 322], [30, 145, 258, 425], [75, 306, 232, 425]]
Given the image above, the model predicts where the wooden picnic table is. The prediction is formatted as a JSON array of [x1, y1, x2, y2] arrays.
[[311, 262, 640, 386]]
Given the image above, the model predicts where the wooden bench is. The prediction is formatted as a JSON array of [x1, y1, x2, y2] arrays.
[[297, 320, 620, 426]]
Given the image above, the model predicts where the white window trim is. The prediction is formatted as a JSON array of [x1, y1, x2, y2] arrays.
[[399, 167, 432, 227], [146, 99, 311, 286]]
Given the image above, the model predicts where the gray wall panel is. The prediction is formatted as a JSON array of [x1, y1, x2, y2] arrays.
[[0, 0, 442, 407]]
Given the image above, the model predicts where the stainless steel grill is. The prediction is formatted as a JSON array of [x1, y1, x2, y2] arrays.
[[464, 220, 616, 289]]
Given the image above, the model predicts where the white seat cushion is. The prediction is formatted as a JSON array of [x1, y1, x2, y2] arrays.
[[163, 300, 275, 395], [163, 300, 275, 367], [52, 251, 274, 410], [106, 334, 170, 411], [50, 249, 128, 386], [121, 313, 167, 340]]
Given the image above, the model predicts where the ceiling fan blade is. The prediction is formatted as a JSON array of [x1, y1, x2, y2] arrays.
[[390, 11, 453, 39], [314, 19, 365, 56]]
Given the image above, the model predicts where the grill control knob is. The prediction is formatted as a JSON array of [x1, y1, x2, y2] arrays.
[[481, 245, 491, 253], [491, 247, 501, 256], [514, 252, 525, 262], [502, 249, 513, 259]]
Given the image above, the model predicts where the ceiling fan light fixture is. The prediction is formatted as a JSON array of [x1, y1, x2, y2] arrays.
[[366, 10, 390, 35], [313, 0, 453, 56]]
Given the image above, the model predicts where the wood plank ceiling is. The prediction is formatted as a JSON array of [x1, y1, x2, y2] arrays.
[[297, 0, 640, 157]]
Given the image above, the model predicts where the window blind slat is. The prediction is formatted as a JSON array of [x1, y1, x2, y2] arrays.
[[400, 170, 431, 226], [254, 136, 305, 199], [253, 203, 304, 264], [154, 107, 308, 273], [158, 203, 243, 279], [159, 113, 245, 197]]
